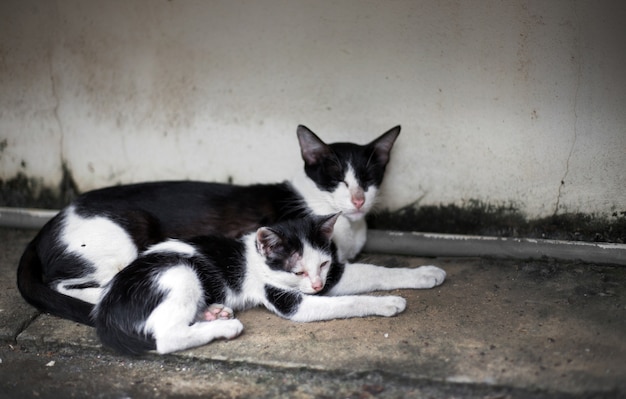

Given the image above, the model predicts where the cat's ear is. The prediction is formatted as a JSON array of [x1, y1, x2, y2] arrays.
[[256, 227, 284, 257], [297, 125, 332, 165], [318, 213, 341, 241], [369, 125, 401, 166]]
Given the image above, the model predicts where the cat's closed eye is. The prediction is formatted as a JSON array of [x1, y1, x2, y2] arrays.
[[293, 261, 329, 276]]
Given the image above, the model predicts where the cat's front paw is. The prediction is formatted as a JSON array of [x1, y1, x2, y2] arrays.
[[378, 295, 407, 316], [215, 319, 244, 340], [414, 265, 446, 288]]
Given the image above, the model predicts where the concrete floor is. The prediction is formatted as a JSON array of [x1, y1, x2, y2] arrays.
[[1, 226, 625, 398]]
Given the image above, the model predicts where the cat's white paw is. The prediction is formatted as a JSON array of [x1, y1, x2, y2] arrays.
[[378, 295, 406, 316], [414, 265, 446, 288], [202, 304, 235, 321], [215, 319, 244, 340]]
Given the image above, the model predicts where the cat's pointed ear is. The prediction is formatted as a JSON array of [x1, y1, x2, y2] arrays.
[[256, 227, 284, 257], [318, 212, 341, 241], [369, 125, 401, 166], [297, 125, 332, 165]]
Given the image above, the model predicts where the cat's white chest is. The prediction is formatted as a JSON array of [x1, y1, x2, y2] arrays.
[[332, 216, 367, 262]]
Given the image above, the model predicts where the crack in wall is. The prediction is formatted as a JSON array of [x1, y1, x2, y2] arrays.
[[46, 48, 79, 203], [48, 48, 65, 175], [554, 7, 581, 216], [554, 112, 578, 216]]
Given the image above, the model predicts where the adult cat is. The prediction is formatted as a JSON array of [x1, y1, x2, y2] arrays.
[[17, 125, 419, 326], [94, 213, 445, 355]]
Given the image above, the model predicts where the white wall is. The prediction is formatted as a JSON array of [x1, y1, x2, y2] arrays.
[[1, 0, 625, 218]]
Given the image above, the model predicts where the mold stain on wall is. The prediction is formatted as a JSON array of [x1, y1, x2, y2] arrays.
[[0, 166, 78, 209], [367, 199, 626, 244]]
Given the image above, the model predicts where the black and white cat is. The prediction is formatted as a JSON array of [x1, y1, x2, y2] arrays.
[[18, 125, 444, 327], [94, 213, 445, 355]]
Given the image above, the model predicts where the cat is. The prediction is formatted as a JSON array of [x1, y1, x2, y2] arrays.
[[94, 213, 446, 355], [17, 125, 418, 326]]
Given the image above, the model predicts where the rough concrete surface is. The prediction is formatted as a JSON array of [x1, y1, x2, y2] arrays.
[[1, 227, 625, 398]]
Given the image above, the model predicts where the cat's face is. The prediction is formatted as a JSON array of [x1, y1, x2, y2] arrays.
[[297, 126, 400, 221], [256, 214, 338, 294]]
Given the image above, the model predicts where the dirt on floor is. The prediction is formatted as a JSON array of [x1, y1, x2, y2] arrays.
[[2, 344, 620, 399]]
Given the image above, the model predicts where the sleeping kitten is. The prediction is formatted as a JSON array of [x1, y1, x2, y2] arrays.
[[18, 125, 415, 326], [94, 214, 446, 355]]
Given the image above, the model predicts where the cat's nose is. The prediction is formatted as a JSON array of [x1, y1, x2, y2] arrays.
[[311, 280, 324, 291], [351, 196, 365, 209]]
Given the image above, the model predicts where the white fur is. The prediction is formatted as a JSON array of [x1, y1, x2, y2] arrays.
[[326, 264, 447, 296], [341, 166, 378, 220], [144, 265, 243, 354], [290, 242, 332, 294], [57, 207, 138, 304], [332, 216, 367, 262], [143, 240, 197, 257], [289, 294, 406, 322]]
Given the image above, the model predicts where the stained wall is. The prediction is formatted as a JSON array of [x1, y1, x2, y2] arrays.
[[1, 1, 625, 217]]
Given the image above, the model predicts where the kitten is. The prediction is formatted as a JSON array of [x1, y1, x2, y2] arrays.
[[93, 214, 446, 355], [17, 125, 421, 326]]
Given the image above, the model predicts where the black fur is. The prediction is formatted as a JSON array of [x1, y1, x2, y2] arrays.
[[264, 285, 302, 316], [17, 240, 96, 325]]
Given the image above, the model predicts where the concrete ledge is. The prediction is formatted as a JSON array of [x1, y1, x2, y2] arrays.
[[0, 207, 58, 230], [364, 230, 626, 266]]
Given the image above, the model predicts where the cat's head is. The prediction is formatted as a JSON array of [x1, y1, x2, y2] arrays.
[[297, 125, 400, 221], [255, 213, 340, 294]]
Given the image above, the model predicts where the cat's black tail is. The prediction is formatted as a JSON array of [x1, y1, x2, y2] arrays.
[[17, 239, 96, 327]]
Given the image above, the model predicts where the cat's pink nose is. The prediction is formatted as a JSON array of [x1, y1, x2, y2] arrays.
[[352, 197, 365, 209], [311, 281, 324, 291]]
